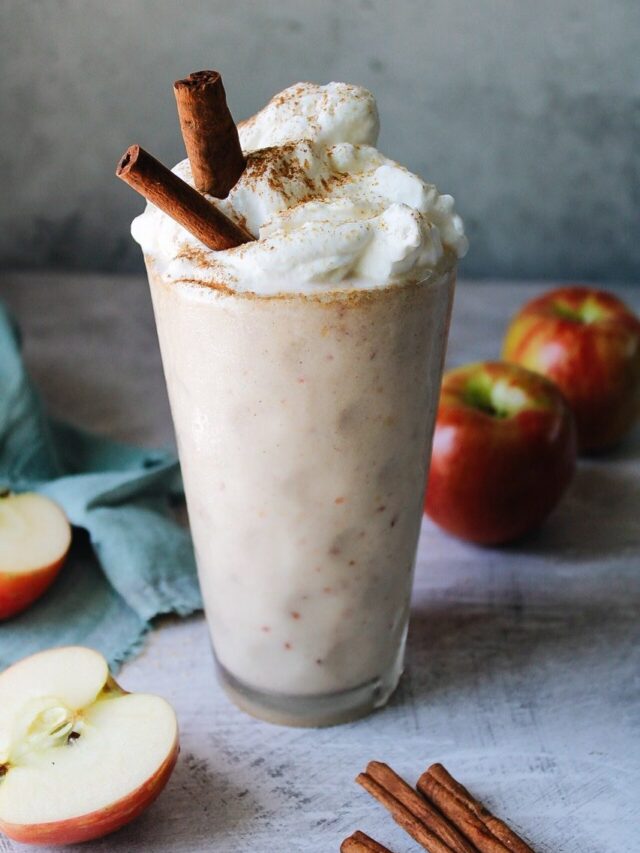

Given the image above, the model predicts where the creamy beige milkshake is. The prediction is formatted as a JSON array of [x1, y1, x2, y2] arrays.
[[132, 83, 467, 725]]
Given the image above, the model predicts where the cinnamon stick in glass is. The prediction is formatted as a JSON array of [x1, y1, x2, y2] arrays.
[[116, 144, 252, 251], [174, 70, 246, 197]]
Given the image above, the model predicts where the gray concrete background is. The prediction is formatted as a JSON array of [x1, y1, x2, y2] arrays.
[[1, 0, 638, 281]]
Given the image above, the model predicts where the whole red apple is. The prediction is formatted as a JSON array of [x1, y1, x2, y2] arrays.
[[424, 361, 577, 545], [502, 286, 640, 452]]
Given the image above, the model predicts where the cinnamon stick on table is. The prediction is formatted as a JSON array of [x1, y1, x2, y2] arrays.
[[174, 70, 246, 197], [356, 772, 456, 853], [116, 144, 252, 251], [341, 830, 396, 853], [366, 762, 476, 853], [417, 764, 534, 853]]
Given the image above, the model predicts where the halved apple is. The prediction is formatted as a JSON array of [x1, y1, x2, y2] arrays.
[[0, 646, 179, 845], [0, 491, 72, 620]]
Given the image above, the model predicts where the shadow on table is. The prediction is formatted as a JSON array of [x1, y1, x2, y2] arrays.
[[402, 581, 638, 712], [401, 425, 639, 711], [512, 462, 639, 560], [68, 750, 261, 852], [402, 442, 639, 711], [469, 423, 640, 562], [155, 749, 262, 842]]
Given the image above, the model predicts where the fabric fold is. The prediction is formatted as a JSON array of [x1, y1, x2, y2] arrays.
[[0, 300, 202, 671]]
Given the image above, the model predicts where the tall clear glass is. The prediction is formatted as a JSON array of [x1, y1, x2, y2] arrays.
[[146, 256, 456, 726]]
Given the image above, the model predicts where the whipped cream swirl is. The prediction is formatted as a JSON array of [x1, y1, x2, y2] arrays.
[[132, 82, 467, 294]]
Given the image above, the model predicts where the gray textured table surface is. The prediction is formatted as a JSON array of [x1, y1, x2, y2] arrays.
[[1, 273, 639, 853]]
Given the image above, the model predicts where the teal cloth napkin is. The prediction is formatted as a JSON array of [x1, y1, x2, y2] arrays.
[[0, 301, 202, 671]]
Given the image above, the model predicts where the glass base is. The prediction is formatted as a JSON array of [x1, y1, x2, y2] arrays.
[[216, 659, 403, 728]]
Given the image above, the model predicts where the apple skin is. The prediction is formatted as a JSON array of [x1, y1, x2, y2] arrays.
[[0, 738, 179, 846], [502, 286, 640, 452], [424, 361, 577, 545], [0, 555, 68, 621]]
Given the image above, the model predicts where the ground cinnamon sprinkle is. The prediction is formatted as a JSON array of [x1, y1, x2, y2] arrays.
[[175, 245, 211, 267], [240, 143, 353, 208]]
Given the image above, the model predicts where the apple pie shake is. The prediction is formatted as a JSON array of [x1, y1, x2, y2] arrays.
[[131, 82, 467, 726]]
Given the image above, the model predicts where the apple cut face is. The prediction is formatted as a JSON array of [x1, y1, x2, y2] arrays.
[[0, 647, 179, 845], [0, 492, 72, 619], [0, 492, 71, 575]]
